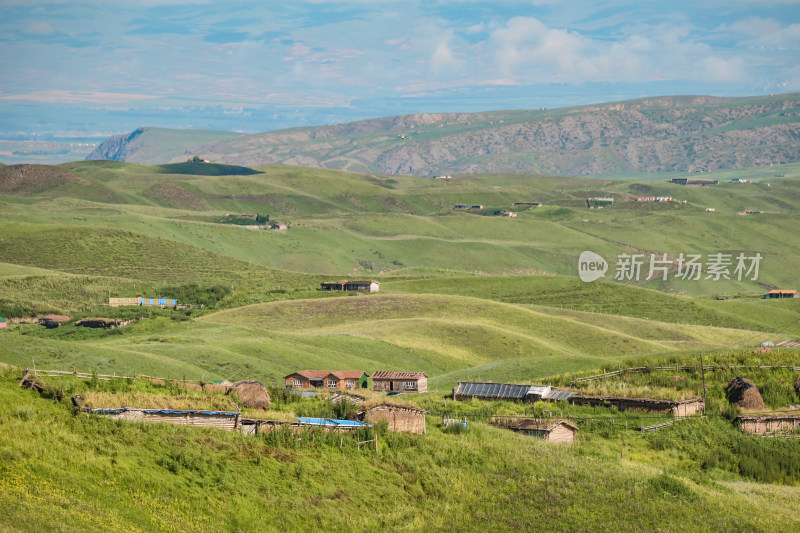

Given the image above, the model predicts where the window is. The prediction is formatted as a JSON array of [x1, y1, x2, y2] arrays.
[[292, 379, 301, 387], [346, 379, 356, 389], [327, 379, 338, 388], [406, 381, 416, 389]]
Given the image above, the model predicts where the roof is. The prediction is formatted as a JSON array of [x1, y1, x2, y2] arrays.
[[455, 382, 531, 400], [371, 371, 428, 380], [768, 289, 797, 294], [0, 317, 6, 322], [288, 370, 368, 380], [541, 389, 575, 401], [85, 407, 239, 416], [367, 403, 426, 414], [514, 419, 578, 432], [42, 314, 70, 321], [321, 280, 378, 285], [296, 417, 371, 427]]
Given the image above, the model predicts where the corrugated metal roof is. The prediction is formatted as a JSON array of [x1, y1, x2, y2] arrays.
[[455, 382, 531, 400], [543, 389, 575, 401], [527, 386, 551, 397]]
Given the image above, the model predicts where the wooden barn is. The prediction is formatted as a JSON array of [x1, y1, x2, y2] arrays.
[[738, 415, 800, 435], [285, 370, 369, 390], [764, 289, 798, 299], [499, 419, 578, 443], [364, 403, 426, 434], [320, 280, 379, 293], [371, 371, 427, 393], [83, 407, 239, 431]]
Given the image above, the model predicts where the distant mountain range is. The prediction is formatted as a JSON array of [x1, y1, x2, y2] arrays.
[[88, 93, 800, 176]]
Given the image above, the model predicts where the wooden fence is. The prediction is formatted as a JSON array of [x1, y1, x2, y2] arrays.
[[571, 363, 799, 385], [26, 367, 215, 386]]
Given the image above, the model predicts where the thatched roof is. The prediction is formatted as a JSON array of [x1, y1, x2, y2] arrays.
[[725, 377, 765, 409], [227, 381, 270, 410]]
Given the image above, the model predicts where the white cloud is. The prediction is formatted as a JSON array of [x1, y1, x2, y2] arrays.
[[489, 17, 747, 84], [725, 18, 800, 49], [431, 36, 458, 73], [25, 22, 54, 35], [0, 90, 158, 104]]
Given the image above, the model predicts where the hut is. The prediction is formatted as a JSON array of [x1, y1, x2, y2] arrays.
[[364, 403, 426, 434], [764, 289, 798, 299], [371, 371, 427, 393], [738, 415, 800, 435], [38, 314, 70, 328], [227, 381, 270, 410], [502, 419, 578, 443], [569, 395, 704, 417], [83, 407, 239, 431], [725, 377, 765, 409], [320, 280, 379, 293]]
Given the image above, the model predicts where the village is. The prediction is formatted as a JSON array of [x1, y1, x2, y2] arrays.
[[15, 349, 800, 449]]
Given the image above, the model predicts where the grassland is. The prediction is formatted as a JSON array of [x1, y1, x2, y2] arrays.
[[0, 160, 799, 530]]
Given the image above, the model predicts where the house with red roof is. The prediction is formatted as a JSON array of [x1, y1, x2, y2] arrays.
[[284, 370, 369, 390]]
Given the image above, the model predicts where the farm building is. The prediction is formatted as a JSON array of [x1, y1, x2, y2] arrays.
[[587, 197, 614, 208], [108, 297, 141, 307], [82, 407, 239, 431], [513, 202, 542, 207], [670, 178, 718, 185], [0, 317, 6, 329], [569, 395, 705, 417], [38, 314, 70, 328], [454, 204, 468, 209], [285, 370, 369, 390], [320, 280, 380, 293], [453, 382, 574, 402], [738, 415, 800, 435], [371, 371, 427, 393], [764, 289, 798, 299], [364, 403, 426, 434], [496, 418, 578, 443], [109, 297, 177, 307]]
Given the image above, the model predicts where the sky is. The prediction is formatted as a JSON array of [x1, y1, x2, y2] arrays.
[[1, 0, 799, 140]]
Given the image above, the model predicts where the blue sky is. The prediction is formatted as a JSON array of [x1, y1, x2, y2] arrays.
[[1, 0, 799, 139]]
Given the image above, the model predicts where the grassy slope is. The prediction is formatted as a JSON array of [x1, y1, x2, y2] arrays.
[[1, 373, 799, 532], [1, 162, 798, 292], [0, 290, 773, 390]]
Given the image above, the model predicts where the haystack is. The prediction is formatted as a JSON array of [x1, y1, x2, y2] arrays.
[[725, 377, 765, 409], [227, 381, 270, 409]]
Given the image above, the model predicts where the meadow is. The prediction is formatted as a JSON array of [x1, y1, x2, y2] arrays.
[[1, 161, 799, 531]]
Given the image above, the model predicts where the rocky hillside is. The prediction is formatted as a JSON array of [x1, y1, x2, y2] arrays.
[[89, 93, 800, 176]]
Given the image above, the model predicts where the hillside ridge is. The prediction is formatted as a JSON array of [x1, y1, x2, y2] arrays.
[[87, 93, 800, 175]]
